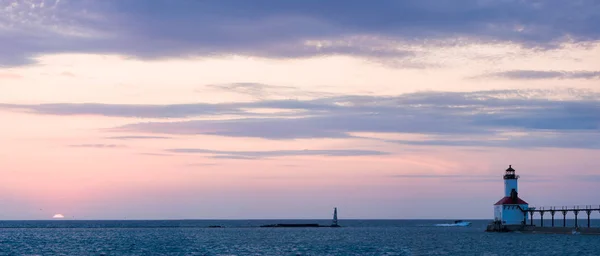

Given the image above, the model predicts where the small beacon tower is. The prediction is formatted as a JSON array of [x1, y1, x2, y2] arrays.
[[493, 165, 529, 225], [331, 207, 340, 227]]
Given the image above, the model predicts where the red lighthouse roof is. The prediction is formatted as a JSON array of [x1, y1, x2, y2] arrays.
[[494, 196, 528, 205]]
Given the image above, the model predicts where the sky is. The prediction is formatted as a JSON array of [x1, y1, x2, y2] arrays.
[[1, 0, 600, 220]]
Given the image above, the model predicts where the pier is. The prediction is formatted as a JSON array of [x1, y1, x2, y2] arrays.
[[485, 165, 600, 234], [524, 205, 600, 228]]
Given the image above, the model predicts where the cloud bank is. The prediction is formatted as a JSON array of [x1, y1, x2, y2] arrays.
[[1, 0, 599, 67], [4, 88, 599, 150], [115, 88, 600, 149]]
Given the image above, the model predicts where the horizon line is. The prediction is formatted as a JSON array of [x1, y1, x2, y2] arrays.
[[2, 218, 599, 221]]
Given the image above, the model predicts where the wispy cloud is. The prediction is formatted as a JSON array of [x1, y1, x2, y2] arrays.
[[166, 148, 390, 159], [60, 71, 76, 77], [567, 174, 600, 183], [6, 88, 599, 119], [184, 163, 220, 167], [391, 174, 485, 178], [106, 135, 172, 140], [393, 173, 600, 184], [139, 153, 173, 157], [281, 164, 303, 168], [0, 102, 248, 118], [201, 82, 337, 100], [476, 70, 600, 80], [69, 144, 126, 148], [118, 117, 359, 139], [0, 72, 22, 79], [389, 174, 499, 183], [386, 132, 600, 150], [210, 155, 260, 160]]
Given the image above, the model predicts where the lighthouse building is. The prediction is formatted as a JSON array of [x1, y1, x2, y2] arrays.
[[493, 165, 529, 225]]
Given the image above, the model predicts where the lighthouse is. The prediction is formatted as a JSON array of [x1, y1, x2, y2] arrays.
[[493, 165, 529, 225]]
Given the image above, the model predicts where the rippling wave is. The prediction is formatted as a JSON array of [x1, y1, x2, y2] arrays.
[[0, 220, 598, 255]]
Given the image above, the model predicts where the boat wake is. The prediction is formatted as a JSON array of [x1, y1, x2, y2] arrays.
[[434, 220, 472, 227]]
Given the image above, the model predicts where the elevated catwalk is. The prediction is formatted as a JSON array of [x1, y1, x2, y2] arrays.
[[525, 205, 600, 228]]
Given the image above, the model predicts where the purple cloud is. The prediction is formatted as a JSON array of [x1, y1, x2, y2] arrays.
[[166, 148, 390, 159], [476, 70, 600, 80], [3, 89, 600, 149], [1, 0, 599, 67]]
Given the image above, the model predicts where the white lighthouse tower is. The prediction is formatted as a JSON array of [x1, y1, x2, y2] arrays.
[[493, 165, 529, 225]]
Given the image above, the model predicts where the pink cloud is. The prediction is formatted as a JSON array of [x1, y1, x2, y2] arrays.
[[0, 72, 22, 79], [60, 71, 76, 77]]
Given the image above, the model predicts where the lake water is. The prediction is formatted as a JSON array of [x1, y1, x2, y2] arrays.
[[1, 219, 599, 255]]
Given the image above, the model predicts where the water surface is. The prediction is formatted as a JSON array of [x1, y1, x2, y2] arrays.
[[0, 219, 598, 255]]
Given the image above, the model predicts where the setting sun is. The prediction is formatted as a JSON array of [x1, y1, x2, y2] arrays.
[[52, 214, 65, 219]]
